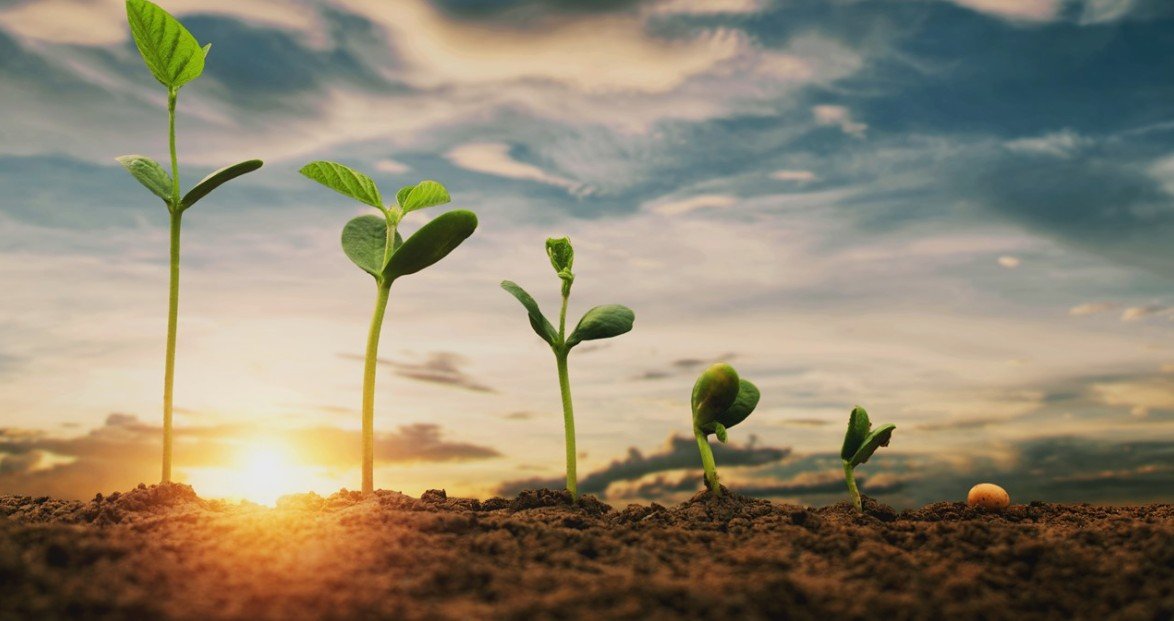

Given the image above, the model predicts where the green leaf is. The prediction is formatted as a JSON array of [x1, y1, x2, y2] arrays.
[[545, 237, 574, 276], [500, 281, 558, 346], [849, 423, 896, 468], [692, 363, 740, 429], [399, 180, 450, 213], [713, 422, 728, 443], [840, 406, 871, 461], [716, 379, 760, 429], [299, 161, 382, 208], [116, 155, 172, 204], [341, 215, 388, 279], [125, 0, 206, 90], [384, 210, 478, 282], [180, 159, 262, 210], [566, 304, 634, 348]]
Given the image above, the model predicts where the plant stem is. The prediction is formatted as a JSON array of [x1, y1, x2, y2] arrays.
[[361, 282, 391, 495], [843, 460, 861, 512], [161, 88, 181, 484], [555, 352, 577, 501], [694, 427, 720, 494]]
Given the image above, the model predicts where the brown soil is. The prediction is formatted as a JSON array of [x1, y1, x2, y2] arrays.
[[1, 483, 1170, 620]]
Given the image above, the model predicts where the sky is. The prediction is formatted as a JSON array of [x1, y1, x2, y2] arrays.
[[0, 0, 1171, 507]]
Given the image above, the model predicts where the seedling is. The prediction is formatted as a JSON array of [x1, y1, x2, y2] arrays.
[[840, 406, 896, 512], [691, 363, 761, 495], [117, 0, 262, 483], [300, 161, 477, 495], [501, 237, 634, 501]]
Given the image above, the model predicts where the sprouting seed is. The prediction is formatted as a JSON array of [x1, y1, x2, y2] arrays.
[[300, 161, 477, 495], [501, 237, 634, 502], [839, 405, 896, 512], [690, 363, 761, 495], [117, 0, 262, 483]]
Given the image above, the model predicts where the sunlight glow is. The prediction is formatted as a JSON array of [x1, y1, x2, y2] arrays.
[[186, 440, 342, 506]]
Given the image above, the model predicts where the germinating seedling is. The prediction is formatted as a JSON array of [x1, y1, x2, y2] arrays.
[[300, 161, 477, 495], [501, 238, 634, 501], [840, 406, 896, 512], [691, 363, 761, 495], [117, 0, 263, 483]]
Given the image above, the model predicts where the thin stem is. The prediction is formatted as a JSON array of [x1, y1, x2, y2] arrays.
[[844, 460, 861, 512], [694, 428, 720, 495], [161, 88, 181, 484], [556, 352, 577, 501], [361, 282, 391, 495]]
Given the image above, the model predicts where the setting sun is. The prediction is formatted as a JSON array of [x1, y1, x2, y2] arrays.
[[186, 441, 337, 506]]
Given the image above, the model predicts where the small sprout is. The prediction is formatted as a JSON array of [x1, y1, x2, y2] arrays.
[[117, 0, 263, 483], [300, 161, 477, 495], [967, 483, 1010, 510], [501, 237, 634, 501], [690, 363, 761, 495], [840, 406, 896, 512]]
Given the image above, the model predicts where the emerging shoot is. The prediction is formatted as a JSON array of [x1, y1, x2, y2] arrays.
[[501, 237, 634, 501], [300, 161, 476, 495], [840, 406, 896, 512], [117, 0, 263, 483], [690, 363, 761, 495]]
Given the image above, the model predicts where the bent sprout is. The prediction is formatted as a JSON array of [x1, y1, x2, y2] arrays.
[[691, 363, 761, 495], [300, 161, 477, 494]]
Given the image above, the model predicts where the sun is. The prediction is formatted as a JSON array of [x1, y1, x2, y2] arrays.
[[233, 442, 303, 506]]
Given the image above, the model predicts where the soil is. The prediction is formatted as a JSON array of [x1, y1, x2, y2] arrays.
[[1, 483, 1170, 620]]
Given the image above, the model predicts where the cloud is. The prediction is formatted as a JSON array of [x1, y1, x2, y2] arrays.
[[1005, 129, 1089, 158], [445, 142, 586, 194], [373, 159, 410, 174], [1069, 302, 1118, 316], [997, 255, 1020, 268], [812, 104, 867, 137], [944, 0, 1063, 23], [340, 351, 495, 393], [1121, 305, 1171, 322], [645, 0, 768, 16], [770, 169, 817, 182], [1090, 376, 1174, 417], [496, 434, 789, 497], [644, 194, 737, 215]]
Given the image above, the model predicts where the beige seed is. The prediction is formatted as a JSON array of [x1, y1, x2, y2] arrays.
[[967, 482, 1010, 510]]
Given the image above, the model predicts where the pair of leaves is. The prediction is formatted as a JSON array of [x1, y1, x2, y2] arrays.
[[840, 406, 896, 468], [117, 156, 263, 211], [126, 0, 209, 91], [691, 363, 761, 438], [500, 282, 634, 352], [342, 211, 478, 285], [300, 161, 451, 215]]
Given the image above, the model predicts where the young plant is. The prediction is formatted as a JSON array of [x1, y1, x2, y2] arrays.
[[691, 363, 761, 495], [501, 237, 634, 501], [840, 406, 896, 512], [117, 0, 263, 483], [300, 161, 477, 495]]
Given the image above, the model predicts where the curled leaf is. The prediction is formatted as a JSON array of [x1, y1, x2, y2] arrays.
[[501, 281, 558, 346], [116, 154, 172, 204], [840, 406, 871, 462], [181, 159, 262, 210], [692, 363, 740, 429], [849, 423, 896, 467], [300, 161, 382, 208], [126, 0, 206, 90], [566, 304, 634, 348], [341, 215, 388, 279], [545, 237, 574, 278], [384, 210, 477, 282], [716, 379, 760, 429], [713, 422, 729, 444]]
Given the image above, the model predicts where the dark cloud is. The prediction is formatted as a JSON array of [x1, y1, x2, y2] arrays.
[[499, 411, 537, 421], [776, 418, 832, 428], [496, 434, 789, 497], [339, 351, 495, 393], [632, 353, 737, 381], [0, 415, 499, 499]]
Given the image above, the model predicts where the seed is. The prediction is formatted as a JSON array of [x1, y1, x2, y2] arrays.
[[967, 483, 1010, 510]]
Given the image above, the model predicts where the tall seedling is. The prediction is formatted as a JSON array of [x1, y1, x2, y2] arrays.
[[300, 161, 477, 494], [501, 238, 634, 501], [118, 0, 263, 483]]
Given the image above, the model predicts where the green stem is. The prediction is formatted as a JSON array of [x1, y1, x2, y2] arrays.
[[694, 427, 720, 495], [361, 282, 391, 495], [161, 88, 181, 484], [844, 460, 861, 512], [556, 352, 577, 501]]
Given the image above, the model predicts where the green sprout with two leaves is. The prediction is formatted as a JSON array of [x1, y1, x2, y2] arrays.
[[691, 363, 761, 495], [840, 406, 896, 512], [501, 238, 634, 502], [300, 161, 476, 495], [116, 0, 262, 483]]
